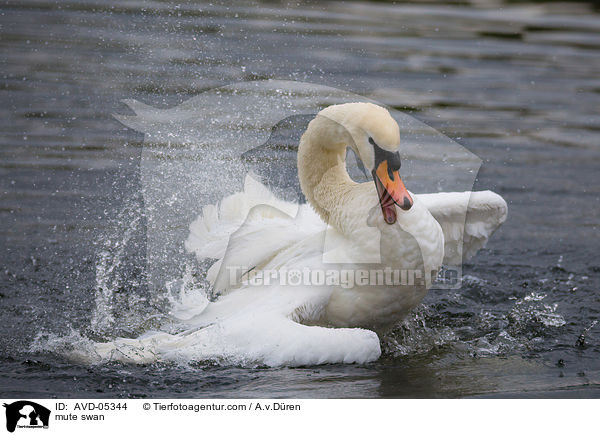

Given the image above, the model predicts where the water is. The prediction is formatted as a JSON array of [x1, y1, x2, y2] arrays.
[[1, 0, 599, 398]]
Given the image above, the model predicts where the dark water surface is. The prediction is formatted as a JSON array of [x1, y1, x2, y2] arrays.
[[1, 0, 599, 398]]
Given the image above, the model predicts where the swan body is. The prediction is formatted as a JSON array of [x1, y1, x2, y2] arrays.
[[94, 102, 507, 366]]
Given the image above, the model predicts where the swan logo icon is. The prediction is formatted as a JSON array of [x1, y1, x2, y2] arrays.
[[115, 80, 485, 294], [3, 401, 50, 432]]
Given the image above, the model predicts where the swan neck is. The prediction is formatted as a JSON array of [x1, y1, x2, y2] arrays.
[[297, 116, 353, 226]]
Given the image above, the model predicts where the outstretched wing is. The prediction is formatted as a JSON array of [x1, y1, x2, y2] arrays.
[[185, 174, 325, 295], [416, 191, 507, 265]]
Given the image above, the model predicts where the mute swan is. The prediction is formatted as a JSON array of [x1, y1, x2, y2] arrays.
[[95, 102, 507, 366]]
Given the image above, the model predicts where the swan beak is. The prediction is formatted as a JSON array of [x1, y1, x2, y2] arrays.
[[373, 160, 413, 224]]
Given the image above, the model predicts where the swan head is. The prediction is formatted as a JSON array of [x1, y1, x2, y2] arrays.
[[318, 102, 414, 225]]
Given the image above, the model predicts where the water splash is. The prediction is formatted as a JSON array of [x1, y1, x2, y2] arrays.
[[383, 289, 567, 360], [382, 306, 459, 357], [90, 200, 169, 339], [165, 262, 211, 323], [508, 292, 566, 332]]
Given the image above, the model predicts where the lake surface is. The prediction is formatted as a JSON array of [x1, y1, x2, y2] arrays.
[[1, 0, 599, 398]]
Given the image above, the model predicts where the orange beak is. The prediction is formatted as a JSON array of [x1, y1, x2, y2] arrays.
[[373, 160, 413, 225]]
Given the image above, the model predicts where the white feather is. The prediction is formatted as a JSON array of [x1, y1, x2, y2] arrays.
[[417, 191, 507, 265]]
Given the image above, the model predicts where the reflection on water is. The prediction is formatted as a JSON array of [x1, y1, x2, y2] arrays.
[[1, 0, 599, 397]]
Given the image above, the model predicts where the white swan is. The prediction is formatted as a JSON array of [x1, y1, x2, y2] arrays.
[[95, 102, 507, 367]]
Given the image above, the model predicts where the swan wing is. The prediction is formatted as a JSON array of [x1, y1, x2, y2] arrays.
[[185, 174, 325, 294], [94, 288, 381, 366], [416, 190, 507, 265], [185, 174, 299, 259], [210, 210, 325, 294]]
